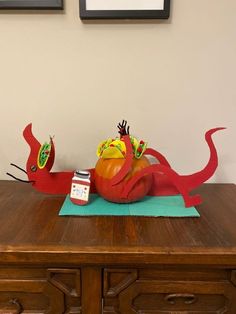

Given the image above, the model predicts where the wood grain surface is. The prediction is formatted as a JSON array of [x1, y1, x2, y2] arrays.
[[0, 181, 236, 266]]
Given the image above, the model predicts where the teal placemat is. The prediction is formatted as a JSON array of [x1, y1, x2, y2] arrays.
[[59, 194, 200, 217]]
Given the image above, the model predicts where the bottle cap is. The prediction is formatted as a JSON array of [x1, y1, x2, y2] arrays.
[[75, 170, 90, 179]]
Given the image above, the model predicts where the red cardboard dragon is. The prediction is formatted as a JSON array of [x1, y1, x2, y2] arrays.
[[7, 121, 225, 207]]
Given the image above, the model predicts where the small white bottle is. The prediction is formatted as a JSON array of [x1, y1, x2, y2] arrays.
[[70, 170, 91, 205]]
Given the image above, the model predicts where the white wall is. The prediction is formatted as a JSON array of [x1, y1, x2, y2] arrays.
[[0, 0, 235, 183]]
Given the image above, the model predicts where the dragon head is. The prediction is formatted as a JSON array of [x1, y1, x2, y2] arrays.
[[7, 123, 55, 185]]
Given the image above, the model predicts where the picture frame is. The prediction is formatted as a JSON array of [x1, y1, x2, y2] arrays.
[[0, 0, 63, 9], [79, 0, 170, 20]]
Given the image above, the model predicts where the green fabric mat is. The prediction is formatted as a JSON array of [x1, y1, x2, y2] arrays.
[[59, 194, 200, 217]]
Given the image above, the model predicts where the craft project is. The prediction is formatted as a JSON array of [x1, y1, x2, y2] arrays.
[[7, 121, 225, 207], [6, 124, 93, 194], [95, 122, 152, 203]]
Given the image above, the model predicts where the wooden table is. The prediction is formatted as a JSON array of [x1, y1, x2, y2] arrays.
[[0, 181, 236, 313]]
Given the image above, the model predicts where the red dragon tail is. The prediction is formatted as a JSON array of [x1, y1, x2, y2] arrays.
[[180, 127, 226, 190]]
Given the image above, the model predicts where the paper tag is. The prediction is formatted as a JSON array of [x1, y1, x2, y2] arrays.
[[70, 183, 90, 201]]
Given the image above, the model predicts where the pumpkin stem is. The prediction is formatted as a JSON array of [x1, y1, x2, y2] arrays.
[[117, 120, 130, 138]]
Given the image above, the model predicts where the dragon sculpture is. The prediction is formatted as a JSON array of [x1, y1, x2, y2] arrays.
[[7, 122, 225, 207]]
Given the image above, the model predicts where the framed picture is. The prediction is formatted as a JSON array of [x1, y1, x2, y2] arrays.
[[79, 0, 170, 20], [0, 0, 63, 9]]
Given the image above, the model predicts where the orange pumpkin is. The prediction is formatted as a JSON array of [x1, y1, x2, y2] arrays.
[[94, 156, 153, 203]]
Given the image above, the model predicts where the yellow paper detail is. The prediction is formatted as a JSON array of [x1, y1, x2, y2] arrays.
[[96, 136, 147, 159]]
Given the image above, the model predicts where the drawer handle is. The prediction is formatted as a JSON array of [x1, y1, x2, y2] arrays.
[[165, 293, 197, 305], [8, 299, 23, 314]]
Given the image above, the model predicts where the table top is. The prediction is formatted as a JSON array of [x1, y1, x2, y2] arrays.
[[0, 181, 236, 266]]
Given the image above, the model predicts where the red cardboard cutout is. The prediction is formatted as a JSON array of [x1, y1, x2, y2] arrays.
[[110, 135, 133, 186], [17, 124, 96, 194], [7, 124, 225, 207], [117, 128, 225, 207]]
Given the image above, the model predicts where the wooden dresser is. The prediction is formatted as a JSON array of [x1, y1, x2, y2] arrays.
[[0, 181, 236, 313]]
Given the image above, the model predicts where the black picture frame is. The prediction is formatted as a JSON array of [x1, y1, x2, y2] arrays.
[[79, 0, 170, 20], [0, 0, 63, 9]]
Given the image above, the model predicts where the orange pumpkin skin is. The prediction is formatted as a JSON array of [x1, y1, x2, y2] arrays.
[[94, 156, 153, 203]]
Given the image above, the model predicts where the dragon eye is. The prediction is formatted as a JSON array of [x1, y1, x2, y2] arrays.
[[31, 165, 37, 172]]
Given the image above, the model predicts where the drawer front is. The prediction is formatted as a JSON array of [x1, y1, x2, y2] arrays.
[[103, 268, 236, 314], [0, 267, 81, 314]]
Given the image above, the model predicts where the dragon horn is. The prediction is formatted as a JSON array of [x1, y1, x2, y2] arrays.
[[23, 123, 41, 152]]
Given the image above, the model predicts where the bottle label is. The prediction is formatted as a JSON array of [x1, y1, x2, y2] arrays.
[[70, 182, 90, 201]]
